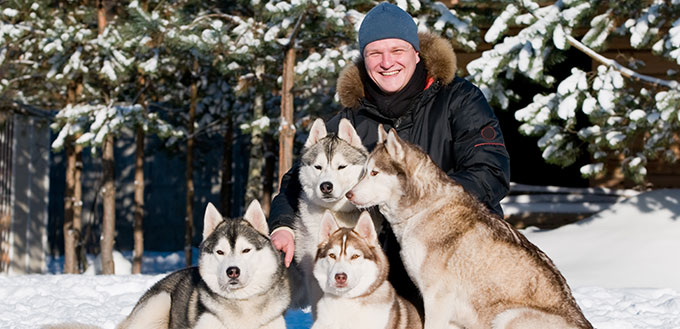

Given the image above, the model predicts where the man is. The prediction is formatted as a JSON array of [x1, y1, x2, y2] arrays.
[[268, 2, 510, 309]]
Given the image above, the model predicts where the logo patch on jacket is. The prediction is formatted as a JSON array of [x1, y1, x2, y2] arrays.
[[481, 126, 497, 140]]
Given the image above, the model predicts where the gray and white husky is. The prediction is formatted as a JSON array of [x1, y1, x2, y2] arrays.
[[346, 127, 593, 329], [312, 210, 422, 329], [116, 200, 290, 329], [295, 118, 379, 313]]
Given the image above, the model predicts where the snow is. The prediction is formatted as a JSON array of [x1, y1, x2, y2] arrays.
[[2, 190, 680, 328]]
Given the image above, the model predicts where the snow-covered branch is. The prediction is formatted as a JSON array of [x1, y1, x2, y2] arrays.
[[566, 34, 679, 90]]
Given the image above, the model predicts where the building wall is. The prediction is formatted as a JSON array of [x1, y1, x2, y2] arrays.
[[1, 114, 51, 274]]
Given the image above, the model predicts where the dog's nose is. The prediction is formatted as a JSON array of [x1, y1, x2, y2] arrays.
[[320, 182, 333, 194], [345, 191, 353, 200], [226, 266, 240, 279], [335, 272, 347, 284]]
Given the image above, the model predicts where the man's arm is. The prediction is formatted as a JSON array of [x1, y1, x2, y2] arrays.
[[448, 83, 511, 216], [268, 163, 302, 267]]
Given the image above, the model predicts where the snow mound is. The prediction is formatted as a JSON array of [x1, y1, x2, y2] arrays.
[[523, 189, 680, 290]]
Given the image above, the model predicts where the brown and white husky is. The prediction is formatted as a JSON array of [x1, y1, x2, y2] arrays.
[[346, 126, 593, 329], [311, 210, 421, 329]]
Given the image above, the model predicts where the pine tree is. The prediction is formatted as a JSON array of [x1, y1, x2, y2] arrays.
[[466, 0, 680, 186]]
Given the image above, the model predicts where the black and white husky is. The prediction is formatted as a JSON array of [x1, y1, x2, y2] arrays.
[[46, 201, 291, 329], [116, 200, 291, 329]]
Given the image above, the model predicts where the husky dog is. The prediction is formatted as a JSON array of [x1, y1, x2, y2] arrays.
[[295, 118, 379, 312], [117, 200, 290, 329], [312, 210, 422, 329], [346, 127, 593, 329]]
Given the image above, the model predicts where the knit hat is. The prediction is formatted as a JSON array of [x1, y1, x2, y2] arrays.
[[358, 2, 419, 56]]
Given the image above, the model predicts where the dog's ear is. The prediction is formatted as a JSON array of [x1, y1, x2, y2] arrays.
[[354, 211, 377, 242], [203, 203, 223, 241], [243, 199, 269, 236], [319, 210, 340, 242], [337, 118, 363, 149], [304, 118, 327, 148], [377, 124, 387, 143], [385, 129, 405, 161]]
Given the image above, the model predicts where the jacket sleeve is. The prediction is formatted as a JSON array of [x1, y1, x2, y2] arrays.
[[448, 83, 511, 217], [267, 163, 302, 233]]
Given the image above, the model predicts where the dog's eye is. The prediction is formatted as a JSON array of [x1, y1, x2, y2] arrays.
[[350, 254, 360, 260], [216, 250, 224, 255], [242, 248, 251, 254], [328, 253, 336, 259], [338, 165, 346, 170], [314, 165, 322, 170], [370, 170, 379, 176]]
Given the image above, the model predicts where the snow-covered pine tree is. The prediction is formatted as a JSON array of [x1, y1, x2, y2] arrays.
[[467, 0, 680, 186]]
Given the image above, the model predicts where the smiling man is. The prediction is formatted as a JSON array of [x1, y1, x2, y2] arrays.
[[268, 1, 511, 313]]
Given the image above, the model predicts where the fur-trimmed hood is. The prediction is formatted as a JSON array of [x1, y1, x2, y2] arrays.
[[336, 32, 457, 109]]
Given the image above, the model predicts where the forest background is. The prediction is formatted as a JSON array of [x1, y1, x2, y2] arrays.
[[1, 0, 678, 275]]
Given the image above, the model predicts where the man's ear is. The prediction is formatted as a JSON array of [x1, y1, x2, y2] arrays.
[[377, 124, 387, 143], [305, 118, 327, 148], [337, 118, 363, 149], [385, 129, 404, 161]]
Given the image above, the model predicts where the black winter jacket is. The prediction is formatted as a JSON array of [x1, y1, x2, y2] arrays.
[[268, 32, 511, 232]]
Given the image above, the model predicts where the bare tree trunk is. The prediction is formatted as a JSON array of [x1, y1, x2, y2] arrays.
[[100, 133, 116, 274], [279, 48, 296, 190], [262, 132, 275, 217], [98, 0, 115, 275], [74, 142, 84, 272], [220, 114, 233, 217], [64, 81, 84, 274], [132, 73, 147, 274], [132, 126, 145, 274], [185, 59, 198, 268], [278, 14, 304, 190], [246, 66, 265, 207], [63, 135, 77, 274]]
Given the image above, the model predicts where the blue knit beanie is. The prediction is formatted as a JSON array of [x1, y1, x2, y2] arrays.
[[358, 2, 419, 56]]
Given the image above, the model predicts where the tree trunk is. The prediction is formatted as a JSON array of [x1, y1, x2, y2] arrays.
[[246, 66, 265, 207], [98, 0, 115, 275], [220, 114, 233, 217], [185, 59, 198, 267], [64, 80, 84, 274], [63, 135, 76, 274], [262, 132, 275, 217], [100, 133, 116, 274], [74, 142, 84, 272], [132, 73, 147, 274], [132, 126, 144, 274], [279, 48, 296, 191]]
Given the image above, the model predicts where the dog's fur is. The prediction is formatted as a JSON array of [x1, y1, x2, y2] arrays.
[[346, 127, 593, 329], [311, 210, 422, 329], [295, 118, 381, 313], [117, 201, 289, 329]]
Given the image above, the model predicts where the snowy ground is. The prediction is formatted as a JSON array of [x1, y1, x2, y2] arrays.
[[1, 189, 679, 329]]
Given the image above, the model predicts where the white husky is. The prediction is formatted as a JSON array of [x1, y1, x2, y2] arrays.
[[295, 118, 379, 314], [312, 210, 422, 329], [346, 127, 593, 329]]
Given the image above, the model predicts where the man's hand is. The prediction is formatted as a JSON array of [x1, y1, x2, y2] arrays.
[[270, 229, 295, 268]]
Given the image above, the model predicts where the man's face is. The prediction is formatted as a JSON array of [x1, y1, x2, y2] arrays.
[[363, 38, 420, 94]]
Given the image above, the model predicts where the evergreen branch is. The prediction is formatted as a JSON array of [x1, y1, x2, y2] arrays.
[[565, 34, 679, 90]]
